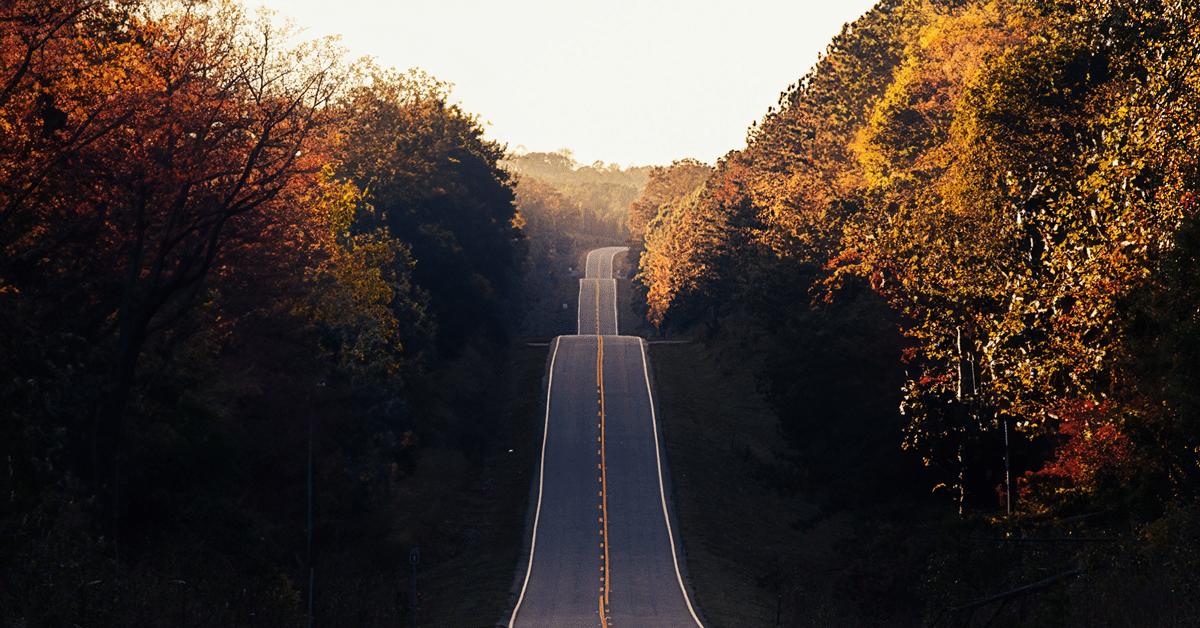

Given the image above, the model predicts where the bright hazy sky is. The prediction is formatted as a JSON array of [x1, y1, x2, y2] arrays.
[[254, 1, 881, 168]]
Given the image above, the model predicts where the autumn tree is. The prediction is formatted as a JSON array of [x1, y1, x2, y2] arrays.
[[336, 67, 523, 355], [506, 149, 651, 240], [0, 0, 351, 552], [514, 175, 571, 236], [639, 0, 1200, 518], [2, 0, 541, 622], [296, 169, 432, 393], [627, 158, 712, 256], [628, 0, 1200, 621], [867, 0, 1197, 513]]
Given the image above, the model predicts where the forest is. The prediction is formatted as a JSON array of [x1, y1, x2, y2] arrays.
[[629, 0, 1199, 624], [504, 150, 650, 335], [4, 0, 1200, 625], [1, 0, 527, 623]]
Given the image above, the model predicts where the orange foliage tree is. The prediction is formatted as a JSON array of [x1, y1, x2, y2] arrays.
[[633, 0, 1200, 514], [1, 0, 350, 530]]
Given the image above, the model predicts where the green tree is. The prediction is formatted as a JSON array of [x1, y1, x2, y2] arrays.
[[297, 169, 432, 392], [337, 67, 523, 355]]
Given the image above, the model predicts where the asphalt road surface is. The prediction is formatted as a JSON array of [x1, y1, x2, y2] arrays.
[[510, 248, 704, 628], [578, 247, 624, 335], [577, 278, 618, 336]]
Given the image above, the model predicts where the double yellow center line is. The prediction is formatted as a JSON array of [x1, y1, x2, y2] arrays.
[[594, 277, 603, 335], [596, 258, 612, 625], [597, 332, 610, 621]]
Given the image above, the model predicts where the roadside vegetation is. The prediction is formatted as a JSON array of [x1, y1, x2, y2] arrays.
[[1, 0, 527, 623], [633, 0, 1200, 625], [650, 340, 836, 627], [505, 150, 651, 336], [7, 0, 1199, 625]]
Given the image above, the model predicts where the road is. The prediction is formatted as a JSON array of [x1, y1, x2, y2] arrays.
[[510, 247, 703, 628], [577, 246, 625, 336]]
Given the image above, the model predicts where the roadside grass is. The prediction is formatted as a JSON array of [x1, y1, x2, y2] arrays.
[[650, 341, 852, 628], [417, 338, 549, 628], [614, 250, 650, 338], [617, 276, 634, 336]]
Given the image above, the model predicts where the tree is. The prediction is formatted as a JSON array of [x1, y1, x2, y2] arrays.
[[337, 67, 523, 355], [627, 158, 712, 254], [632, 0, 1199, 513], [505, 150, 651, 241], [296, 169, 432, 393], [1, 0, 350, 538]]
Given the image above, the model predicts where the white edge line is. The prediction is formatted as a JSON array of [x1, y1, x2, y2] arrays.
[[602, 250, 612, 335], [576, 278, 585, 335], [586, 248, 599, 279], [580, 248, 600, 336], [638, 337, 705, 627], [509, 337, 562, 628], [606, 248, 626, 335], [609, 279, 618, 336]]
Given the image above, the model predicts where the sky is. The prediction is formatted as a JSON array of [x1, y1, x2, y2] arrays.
[[253, 0, 882, 168]]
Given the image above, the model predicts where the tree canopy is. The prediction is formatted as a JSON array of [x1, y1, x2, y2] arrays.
[[1, 0, 526, 622], [633, 0, 1200, 518], [628, 0, 1200, 620]]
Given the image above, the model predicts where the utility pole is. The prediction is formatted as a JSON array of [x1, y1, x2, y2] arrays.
[[307, 380, 325, 628], [410, 547, 420, 628], [1004, 416, 1012, 515]]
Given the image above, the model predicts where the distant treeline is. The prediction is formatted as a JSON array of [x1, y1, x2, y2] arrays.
[[505, 149, 651, 242], [627, 0, 1200, 624], [505, 150, 652, 334]]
